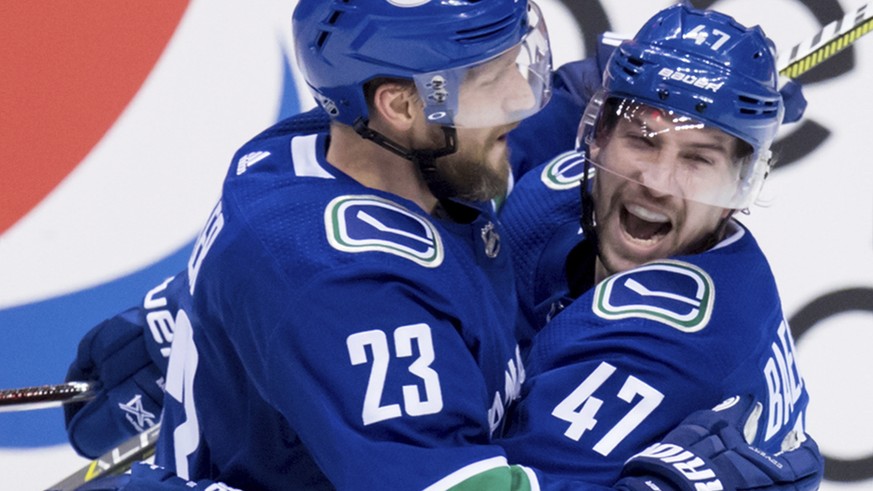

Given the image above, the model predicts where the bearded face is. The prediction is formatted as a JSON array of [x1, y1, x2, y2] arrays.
[[428, 123, 517, 202]]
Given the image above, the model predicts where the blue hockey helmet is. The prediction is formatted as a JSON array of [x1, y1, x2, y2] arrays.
[[292, 0, 552, 128], [578, 4, 784, 209]]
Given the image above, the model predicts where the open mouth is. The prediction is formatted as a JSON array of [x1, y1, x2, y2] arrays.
[[620, 203, 672, 243]]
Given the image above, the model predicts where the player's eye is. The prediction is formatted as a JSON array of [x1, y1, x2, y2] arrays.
[[624, 133, 655, 148], [682, 152, 715, 166]]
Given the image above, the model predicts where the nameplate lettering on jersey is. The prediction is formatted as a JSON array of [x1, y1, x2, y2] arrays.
[[325, 195, 444, 268], [540, 150, 592, 190], [593, 260, 714, 332]]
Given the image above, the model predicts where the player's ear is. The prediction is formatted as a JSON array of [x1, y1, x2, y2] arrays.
[[588, 128, 613, 162], [371, 82, 419, 132], [588, 139, 602, 161]]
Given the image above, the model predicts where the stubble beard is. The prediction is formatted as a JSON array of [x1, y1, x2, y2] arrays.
[[433, 136, 510, 202]]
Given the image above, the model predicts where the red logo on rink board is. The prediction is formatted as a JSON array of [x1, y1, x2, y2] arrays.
[[0, 2, 189, 234]]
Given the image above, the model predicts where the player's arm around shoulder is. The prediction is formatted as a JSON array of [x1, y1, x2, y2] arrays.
[[501, 150, 590, 334], [501, 149, 589, 266]]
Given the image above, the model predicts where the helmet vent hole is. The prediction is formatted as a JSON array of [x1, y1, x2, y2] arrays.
[[620, 54, 646, 76], [738, 95, 779, 116], [315, 9, 344, 50], [316, 31, 330, 49], [615, 53, 645, 77]]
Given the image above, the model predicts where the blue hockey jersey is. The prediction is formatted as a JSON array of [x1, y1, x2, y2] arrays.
[[501, 151, 590, 350], [497, 156, 810, 485], [153, 111, 567, 490]]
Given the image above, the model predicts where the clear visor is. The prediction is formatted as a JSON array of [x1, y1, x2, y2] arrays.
[[413, 1, 552, 128], [578, 93, 770, 209]]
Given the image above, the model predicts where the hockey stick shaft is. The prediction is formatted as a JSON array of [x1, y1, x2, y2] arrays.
[[0, 381, 97, 413], [44, 423, 161, 491], [778, 1, 873, 77]]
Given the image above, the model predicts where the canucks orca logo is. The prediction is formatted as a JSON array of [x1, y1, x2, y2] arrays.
[[593, 260, 714, 332], [325, 195, 444, 268], [540, 150, 593, 190]]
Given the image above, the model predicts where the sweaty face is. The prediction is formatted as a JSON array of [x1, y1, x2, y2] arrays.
[[589, 107, 740, 278]]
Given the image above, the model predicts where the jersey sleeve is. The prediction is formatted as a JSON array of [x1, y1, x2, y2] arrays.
[[500, 152, 588, 348]]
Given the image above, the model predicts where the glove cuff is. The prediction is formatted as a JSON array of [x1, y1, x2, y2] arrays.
[[621, 442, 728, 491]]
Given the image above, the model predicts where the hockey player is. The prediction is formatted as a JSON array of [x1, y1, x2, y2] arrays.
[[142, 1, 556, 488], [59, 17, 611, 468], [497, 3, 814, 486], [61, 1, 822, 490]]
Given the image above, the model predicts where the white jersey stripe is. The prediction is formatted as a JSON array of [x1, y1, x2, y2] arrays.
[[291, 133, 334, 179]]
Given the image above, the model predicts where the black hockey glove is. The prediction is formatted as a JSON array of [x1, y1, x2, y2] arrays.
[[615, 395, 823, 491]]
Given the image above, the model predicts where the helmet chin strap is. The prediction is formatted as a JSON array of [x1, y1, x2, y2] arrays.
[[699, 212, 734, 252], [353, 118, 459, 202], [579, 150, 600, 255], [573, 151, 605, 292]]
